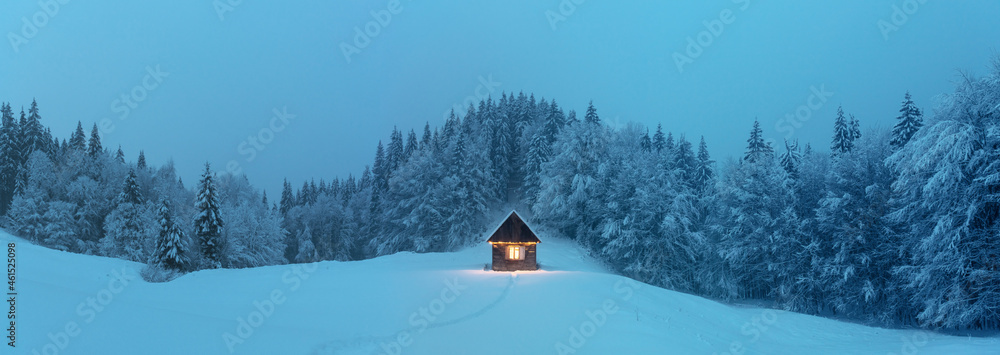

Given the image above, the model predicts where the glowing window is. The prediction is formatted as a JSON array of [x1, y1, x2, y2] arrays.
[[507, 245, 525, 260]]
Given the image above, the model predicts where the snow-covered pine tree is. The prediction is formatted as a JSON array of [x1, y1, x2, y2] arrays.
[[849, 114, 861, 142], [584, 100, 600, 125], [279, 179, 295, 216], [153, 199, 187, 270], [115, 146, 125, 163], [68, 121, 86, 152], [780, 139, 801, 180], [387, 127, 404, 173], [653, 124, 665, 152], [831, 106, 855, 154], [640, 129, 652, 152], [888, 61, 1000, 329], [194, 163, 224, 268], [744, 120, 773, 162], [101, 169, 154, 262], [421, 122, 432, 150], [673, 135, 697, 187], [0, 103, 19, 214], [87, 123, 102, 158], [694, 136, 714, 190], [813, 128, 895, 321], [294, 226, 316, 263], [890, 91, 924, 148], [404, 129, 418, 162], [137, 150, 147, 170]]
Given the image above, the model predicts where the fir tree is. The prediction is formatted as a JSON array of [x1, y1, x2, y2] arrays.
[[88, 123, 102, 158], [404, 129, 418, 161], [890, 91, 923, 148], [118, 169, 143, 204], [421, 122, 432, 150], [780, 139, 801, 180], [640, 129, 652, 152], [194, 163, 224, 268], [69, 121, 86, 151], [831, 106, 855, 154], [653, 124, 665, 152], [279, 179, 295, 215], [0, 103, 18, 214], [387, 127, 404, 173], [584, 100, 600, 124], [744, 120, 773, 162], [153, 199, 186, 270], [695, 136, 714, 189], [115, 146, 125, 163], [137, 150, 147, 170]]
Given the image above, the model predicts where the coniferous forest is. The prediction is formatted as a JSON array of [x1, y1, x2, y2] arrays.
[[4, 60, 999, 331]]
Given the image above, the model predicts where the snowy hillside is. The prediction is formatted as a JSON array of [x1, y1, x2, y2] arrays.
[[8, 230, 998, 355]]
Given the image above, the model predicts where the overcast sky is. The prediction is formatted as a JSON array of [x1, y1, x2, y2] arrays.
[[1, 0, 998, 196]]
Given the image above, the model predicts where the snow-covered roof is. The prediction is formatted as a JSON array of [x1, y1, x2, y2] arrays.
[[486, 210, 541, 243]]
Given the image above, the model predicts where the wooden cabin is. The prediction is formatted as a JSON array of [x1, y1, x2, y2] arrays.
[[487, 211, 540, 271]]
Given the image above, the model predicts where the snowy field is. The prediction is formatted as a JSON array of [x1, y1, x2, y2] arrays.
[[6, 230, 998, 355]]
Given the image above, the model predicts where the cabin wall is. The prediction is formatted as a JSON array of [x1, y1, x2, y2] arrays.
[[491, 244, 537, 271]]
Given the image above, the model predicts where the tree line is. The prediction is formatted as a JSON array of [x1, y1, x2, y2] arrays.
[[3, 60, 997, 330]]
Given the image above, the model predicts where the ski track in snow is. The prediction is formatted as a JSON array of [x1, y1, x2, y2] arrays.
[[311, 274, 517, 355]]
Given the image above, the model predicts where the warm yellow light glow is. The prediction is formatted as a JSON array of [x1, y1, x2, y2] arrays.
[[506, 246, 524, 260]]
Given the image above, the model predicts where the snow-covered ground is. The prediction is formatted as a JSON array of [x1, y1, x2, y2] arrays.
[[7, 229, 998, 355]]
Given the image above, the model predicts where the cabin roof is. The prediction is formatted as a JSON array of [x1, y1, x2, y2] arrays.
[[487, 210, 541, 243]]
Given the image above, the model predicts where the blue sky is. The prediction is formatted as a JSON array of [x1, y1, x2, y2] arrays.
[[1, 0, 998, 196]]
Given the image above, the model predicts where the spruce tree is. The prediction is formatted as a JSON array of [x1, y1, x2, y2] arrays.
[[88, 123, 102, 158], [831, 106, 855, 154], [744, 120, 773, 162], [695, 136, 714, 189], [0, 103, 18, 213], [780, 139, 801, 179], [69, 121, 86, 151], [653, 124, 665, 152], [421, 122, 432, 150], [115, 146, 125, 163], [154, 199, 186, 270], [640, 129, 652, 152], [119, 169, 143, 204], [849, 114, 861, 142], [137, 150, 147, 170], [387, 127, 404, 173], [584, 100, 600, 125], [279, 179, 294, 215], [890, 91, 923, 148], [194, 163, 224, 268], [404, 129, 418, 161], [371, 141, 388, 213]]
